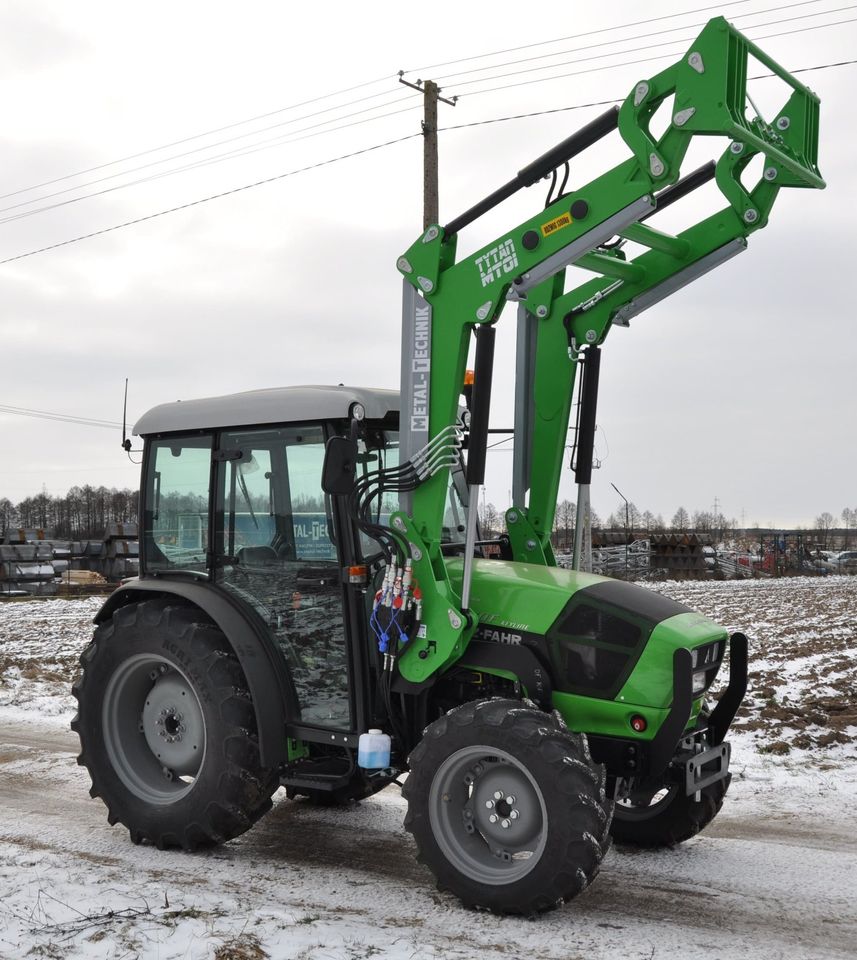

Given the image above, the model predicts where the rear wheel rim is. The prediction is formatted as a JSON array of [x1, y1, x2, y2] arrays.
[[428, 745, 548, 885], [102, 653, 206, 805]]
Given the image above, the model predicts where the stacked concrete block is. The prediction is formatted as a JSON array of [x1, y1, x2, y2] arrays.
[[1, 522, 139, 595], [104, 523, 139, 580]]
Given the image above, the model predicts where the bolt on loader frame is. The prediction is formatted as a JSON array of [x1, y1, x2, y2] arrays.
[[73, 17, 823, 915]]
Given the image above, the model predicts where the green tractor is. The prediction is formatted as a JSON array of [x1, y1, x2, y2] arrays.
[[73, 17, 823, 914]]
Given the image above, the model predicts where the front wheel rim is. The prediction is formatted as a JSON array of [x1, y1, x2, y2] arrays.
[[428, 745, 548, 885], [615, 784, 678, 821], [102, 654, 206, 805]]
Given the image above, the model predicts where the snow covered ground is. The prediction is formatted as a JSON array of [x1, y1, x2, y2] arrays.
[[1, 579, 856, 959]]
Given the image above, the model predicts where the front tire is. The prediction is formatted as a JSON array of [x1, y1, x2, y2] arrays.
[[403, 699, 612, 915], [611, 774, 730, 847], [71, 598, 278, 849]]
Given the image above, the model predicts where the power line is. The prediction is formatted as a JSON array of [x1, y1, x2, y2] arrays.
[[439, 56, 857, 132], [434, 0, 830, 83], [0, 403, 122, 429], [2, 4, 843, 229], [404, 0, 758, 74], [0, 132, 422, 267], [0, 89, 420, 222], [0, 0, 822, 218], [0, 73, 397, 204], [0, 99, 424, 227], [461, 15, 857, 97], [1, 53, 853, 269], [0, 2, 838, 228]]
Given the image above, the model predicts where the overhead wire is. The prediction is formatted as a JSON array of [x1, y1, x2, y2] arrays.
[[0, 99, 424, 227], [0, 91, 420, 222], [0, 0, 839, 225], [438, 55, 857, 131], [403, 0, 758, 73], [0, 403, 123, 429], [0, 52, 854, 267], [0, 73, 397, 203], [1, 2, 849, 228], [457, 10, 857, 97], [432, 0, 831, 84], [0, 132, 422, 267]]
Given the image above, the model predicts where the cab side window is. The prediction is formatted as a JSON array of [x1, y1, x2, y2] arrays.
[[143, 436, 212, 575]]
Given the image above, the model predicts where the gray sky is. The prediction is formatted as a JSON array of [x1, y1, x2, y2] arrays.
[[0, 0, 854, 528]]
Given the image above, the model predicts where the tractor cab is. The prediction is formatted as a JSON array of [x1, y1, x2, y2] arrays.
[[132, 384, 471, 739]]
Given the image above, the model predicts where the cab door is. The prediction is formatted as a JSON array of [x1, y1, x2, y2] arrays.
[[213, 423, 352, 729]]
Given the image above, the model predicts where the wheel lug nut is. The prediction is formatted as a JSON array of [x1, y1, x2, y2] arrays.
[[485, 800, 494, 809], [493, 790, 503, 800], [510, 810, 520, 820], [501, 819, 511, 829], [506, 795, 516, 805], [489, 814, 498, 823]]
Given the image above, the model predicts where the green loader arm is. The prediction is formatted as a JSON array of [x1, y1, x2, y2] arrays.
[[393, 15, 823, 684]]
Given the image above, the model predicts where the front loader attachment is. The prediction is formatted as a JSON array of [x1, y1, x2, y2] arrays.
[[387, 14, 824, 684]]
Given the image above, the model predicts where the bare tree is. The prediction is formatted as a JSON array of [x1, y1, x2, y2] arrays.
[[557, 499, 575, 550], [480, 502, 500, 539], [671, 506, 689, 532], [842, 507, 856, 549], [693, 510, 713, 532], [815, 511, 836, 548], [0, 497, 14, 539]]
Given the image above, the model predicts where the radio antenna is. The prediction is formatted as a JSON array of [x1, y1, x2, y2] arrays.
[[122, 379, 132, 452]]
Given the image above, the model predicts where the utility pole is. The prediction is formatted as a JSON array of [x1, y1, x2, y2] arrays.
[[422, 80, 439, 229], [398, 74, 456, 228]]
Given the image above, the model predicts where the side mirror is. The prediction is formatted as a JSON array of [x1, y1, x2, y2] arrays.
[[321, 436, 358, 495]]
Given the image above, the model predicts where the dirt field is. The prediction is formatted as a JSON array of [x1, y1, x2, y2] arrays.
[[650, 576, 857, 753]]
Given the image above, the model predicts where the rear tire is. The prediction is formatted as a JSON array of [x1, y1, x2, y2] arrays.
[[403, 699, 612, 915], [71, 598, 278, 849], [610, 774, 730, 847]]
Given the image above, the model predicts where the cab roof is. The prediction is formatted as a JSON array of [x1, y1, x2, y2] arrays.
[[133, 384, 399, 436]]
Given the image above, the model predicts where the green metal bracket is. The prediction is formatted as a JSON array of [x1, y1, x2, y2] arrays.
[[505, 507, 549, 565], [390, 511, 472, 682]]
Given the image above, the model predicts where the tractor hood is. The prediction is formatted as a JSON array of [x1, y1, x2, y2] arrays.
[[448, 559, 728, 712]]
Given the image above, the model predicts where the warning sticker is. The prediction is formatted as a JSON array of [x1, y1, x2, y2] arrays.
[[541, 212, 572, 238]]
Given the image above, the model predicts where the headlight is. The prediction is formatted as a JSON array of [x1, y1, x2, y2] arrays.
[[692, 670, 708, 694]]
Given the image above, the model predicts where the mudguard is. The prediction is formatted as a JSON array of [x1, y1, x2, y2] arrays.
[[459, 639, 554, 711], [94, 578, 296, 767]]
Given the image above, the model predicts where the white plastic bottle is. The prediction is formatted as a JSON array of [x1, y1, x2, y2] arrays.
[[357, 728, 391, 769]]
